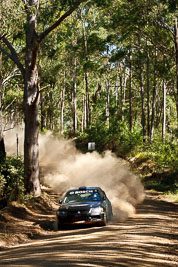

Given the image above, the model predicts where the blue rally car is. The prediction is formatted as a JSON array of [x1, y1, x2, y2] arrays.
[[56, 186, 113, 229]]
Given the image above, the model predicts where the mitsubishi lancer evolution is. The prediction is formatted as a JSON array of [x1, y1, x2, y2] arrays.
[[56, 186, 113, 229]]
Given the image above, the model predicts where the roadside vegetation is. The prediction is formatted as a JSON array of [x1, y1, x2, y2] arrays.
[[0, 156, 25, 208]]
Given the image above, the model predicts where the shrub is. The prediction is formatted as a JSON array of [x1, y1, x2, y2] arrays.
[[0, 156, 24, 208]]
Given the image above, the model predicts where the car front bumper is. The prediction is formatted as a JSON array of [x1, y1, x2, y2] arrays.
[[57, 212, 105, 225]]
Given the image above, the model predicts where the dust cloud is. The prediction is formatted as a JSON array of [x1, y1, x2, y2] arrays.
[[39, 133, 145, 222], [4, 125, 24, 156], [4, 128, 145, 222]]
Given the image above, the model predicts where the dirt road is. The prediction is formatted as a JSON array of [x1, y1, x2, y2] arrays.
[[0, 191, 177, 267]]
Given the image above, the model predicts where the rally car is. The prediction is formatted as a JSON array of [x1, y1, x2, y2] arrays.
[[56, 186, 113, 229]]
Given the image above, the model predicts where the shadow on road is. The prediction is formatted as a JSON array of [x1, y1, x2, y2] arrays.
[[0, 192, 177, 267]]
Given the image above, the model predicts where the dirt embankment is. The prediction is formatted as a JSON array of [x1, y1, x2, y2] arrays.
[[0, 189, 177, 266], [0, 187, 59, 248]]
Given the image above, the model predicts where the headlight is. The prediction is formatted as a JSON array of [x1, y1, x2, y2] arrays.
[[89, 207, 104, 215], [57, 210, 66, 215]]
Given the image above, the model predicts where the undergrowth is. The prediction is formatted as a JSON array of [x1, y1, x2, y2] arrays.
[[129, 138, 178, 199], [0, 156, 25, 208]]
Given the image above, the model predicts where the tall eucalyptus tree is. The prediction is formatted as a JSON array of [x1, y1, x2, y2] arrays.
[[0, 0, 91, 195]]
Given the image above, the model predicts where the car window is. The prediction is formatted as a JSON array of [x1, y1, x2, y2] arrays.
[[63, 190, 101, 203], [100, 191, 106, 200]]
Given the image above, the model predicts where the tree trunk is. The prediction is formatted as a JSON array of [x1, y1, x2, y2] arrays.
[[0, 50, 6, 162], [81, 94, 85, 132], [129, 51, 133, 133], [84, 93, 87, 129], [146, 48, 150, 138], [115, 66, 119, 109], [40, 90, 46, 132], [106, 79, 110, 127], [48, 86, 54, 130], [82, 15, 90, 128], [72, 56, 77, 134], [60, 85, 65, 135], [150, 53, 157, 143], [0, 110, 5, 162], [24, 0, 41, 195], [115, 78, 119, 109], [119, 69, 123, 120], [85, 72, 90, 127], [139, 61, 146, 142], [121, 66, 127, 122], [162, 81, 166, 139], [174, 18, 178, 127]]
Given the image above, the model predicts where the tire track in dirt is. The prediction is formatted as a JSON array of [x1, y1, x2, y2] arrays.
[[0, 191, 177, 267]]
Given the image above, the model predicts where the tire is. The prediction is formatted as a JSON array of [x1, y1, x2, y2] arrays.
[[57, 223, 64, 230], [99, 212, 108, 226]]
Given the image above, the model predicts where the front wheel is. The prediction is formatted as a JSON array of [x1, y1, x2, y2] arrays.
[[57, 222, 64, 230], [99, 212, 108, 226]]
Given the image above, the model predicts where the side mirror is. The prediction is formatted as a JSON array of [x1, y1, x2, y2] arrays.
[[59, 200, 63, 204]]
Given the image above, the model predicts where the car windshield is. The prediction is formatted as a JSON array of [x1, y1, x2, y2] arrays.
[[63, 189, 101, 203]]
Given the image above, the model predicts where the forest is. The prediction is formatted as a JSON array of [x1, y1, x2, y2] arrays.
[[0, 0, 178, 206]]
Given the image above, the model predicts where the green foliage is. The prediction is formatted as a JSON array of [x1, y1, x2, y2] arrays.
[[147, 138, 178, 171], [164, 190, 178, 202], [109, 121, 143, 156], [132, 136, 178, 172], [75, 120, 143, 156], [0, 156, 24, 208], [143, 171, 178, 194], [87, 31, 107, 53], [131, 137, 178, 193], [110, 48, 127, 62]]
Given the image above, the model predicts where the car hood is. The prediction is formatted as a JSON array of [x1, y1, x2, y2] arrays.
[[59, 201, 102, 211]]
